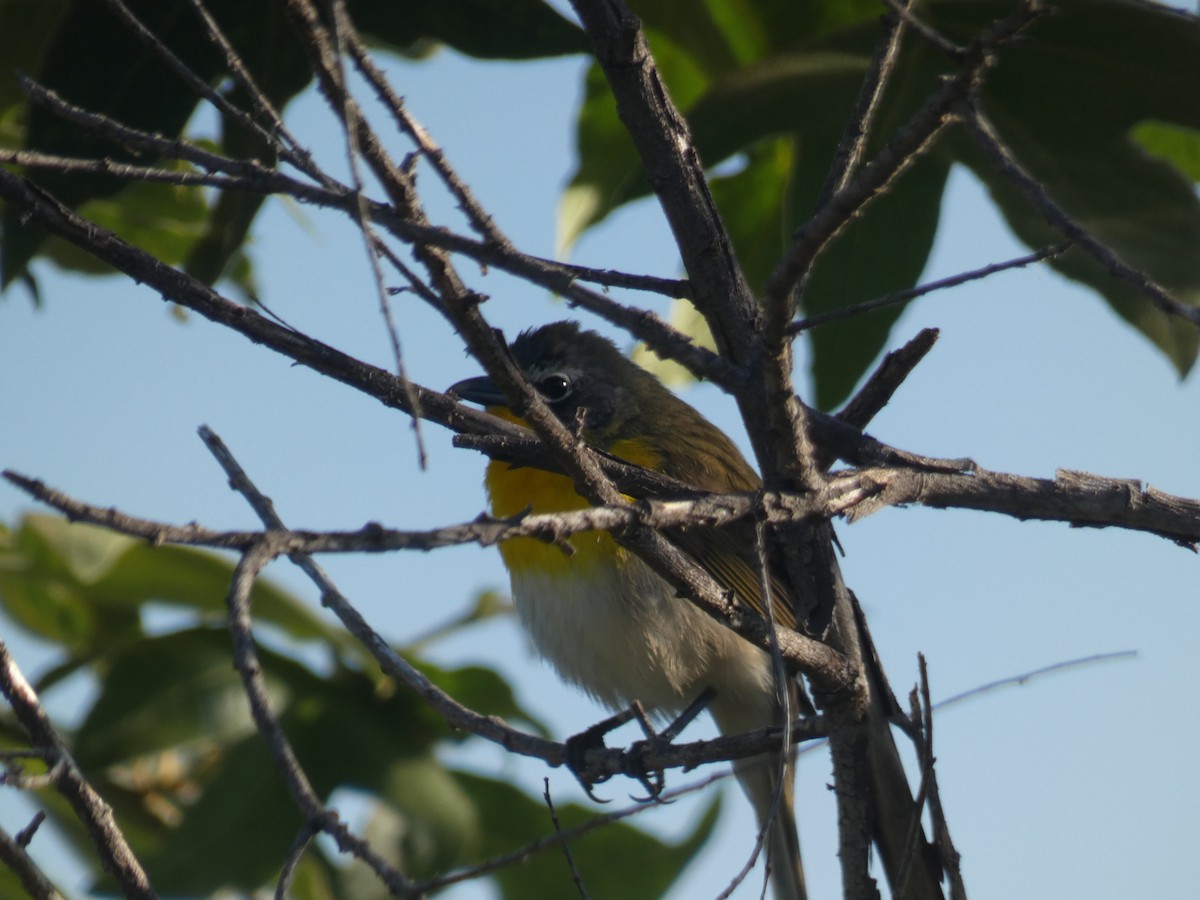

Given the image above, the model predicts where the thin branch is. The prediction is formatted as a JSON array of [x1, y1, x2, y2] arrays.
[[96, 0, 324, 185], [542, 780, 592, 900], [1, 141, 737, 391], [963, 103, 1200, 328], [274, 823, 318, 900], [534, 258, 690, 298], [0, 642, 157, 899], [11, 454, 1198, 570], [836, 328, 940, 433], [917, 657, 966, 900], [880, 0, 966, 58], [788, 243, 1072, 335], [0, 820, 64, 900], [326, 0, 427, 467], [932, 651, 1138, 712], [786, 0, 913, 332], [844, 466, 1200, 549], [818, 2, 912, 209], [180, 0, 330, 184], [224, 540, 414, 893], [0, 148, 268, 189], [343, 26, 507, 246], [568, 0, 760, 362], [1, 466, 880, 557], [18, 76, 278, 181], [338, 18, 726, 392], [765, 0, 1049, 308]]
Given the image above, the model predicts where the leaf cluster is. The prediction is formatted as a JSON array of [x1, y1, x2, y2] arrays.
[[3, 1, 1199, 405]]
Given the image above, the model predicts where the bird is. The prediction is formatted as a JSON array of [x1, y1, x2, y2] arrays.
[[451, 320, 809, 899]]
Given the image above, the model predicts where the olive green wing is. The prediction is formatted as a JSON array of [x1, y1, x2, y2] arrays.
[[668, 523, 798, 634]]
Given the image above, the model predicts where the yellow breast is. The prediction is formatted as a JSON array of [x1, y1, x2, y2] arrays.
[[483, 410, 660, 578]]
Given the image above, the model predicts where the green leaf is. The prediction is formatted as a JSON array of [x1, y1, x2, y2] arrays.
[[1132, 121, 1200, 183], [352, 0, 588, 60], [116, 729, 304, 894], [1, 514, 340, 645], [120, 651, 497, 893], [337, 760, 484, 887], [708, 138, 797, 293], [459, 771, 721, 899], [38, 165, 213, 277], [0, 0, 69, 141], [72, 627, 292, 770], [0, 514, 117, 645], [564, 0, 1200, 400], [559, 63, 644, 252], [2, 0, 222, 286], [801, 155, 950, 409], [631, 296, 717, 386], [952, 0, 1200, 376]]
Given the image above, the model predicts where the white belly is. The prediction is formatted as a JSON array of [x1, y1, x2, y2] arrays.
[[510, 556, 776, 723]]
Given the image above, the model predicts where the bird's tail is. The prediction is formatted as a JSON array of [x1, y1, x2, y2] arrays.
[[714, 691, 807, 900], [731, 749, 806, 900]]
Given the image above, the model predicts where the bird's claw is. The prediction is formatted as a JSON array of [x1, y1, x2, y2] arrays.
[[564, 718, 623, 803], [566, 690, 716, 805], [621, 735, 670, 803]]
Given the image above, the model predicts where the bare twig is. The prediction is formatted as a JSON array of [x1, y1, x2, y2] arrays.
[[275, 822, 319, 900], [180, 0, 330, 183], [818, 2, 913, 209], [917, 657, 966, 900], [224, 540, 414, 892], [0, 641, 157, 899], [96, 0, 326, 185], [765, 0, 1049, 309], [788, 243, 1072, 335], [1, 466, 880, 558], [568, 0, 759, 362], [542, 779, 592, 899], [932, 651, 1138, 712], [881, 0, 966, 58], [787, 0, 913, 331], [326, 0, 427, 466], [11, 451, 1199, 561], [0, 820, 64, 900], [835, 328, 940, 433], [963, 103, 1200, 328], [843, 467, 1200, 549]]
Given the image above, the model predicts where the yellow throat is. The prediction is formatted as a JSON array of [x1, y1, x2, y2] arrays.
[[483, 408, 661, 577]]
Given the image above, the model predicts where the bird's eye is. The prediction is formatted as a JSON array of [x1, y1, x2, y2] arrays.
[[537, 373, 573, 402]]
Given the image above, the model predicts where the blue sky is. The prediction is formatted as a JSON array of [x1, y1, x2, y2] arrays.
[[2, 34, 1199, 900]]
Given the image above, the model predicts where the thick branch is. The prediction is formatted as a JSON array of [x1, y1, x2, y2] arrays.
[[848, 467, 1200, 549], [568, 0, 760, 362]]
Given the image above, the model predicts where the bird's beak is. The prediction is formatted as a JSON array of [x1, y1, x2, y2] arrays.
[[448, 375, 509, 408]]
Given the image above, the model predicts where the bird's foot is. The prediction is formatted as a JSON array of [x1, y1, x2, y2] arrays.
[[567, 688, 717, 804], [564, 705, 642, 803], [622, 687, 716, 803]]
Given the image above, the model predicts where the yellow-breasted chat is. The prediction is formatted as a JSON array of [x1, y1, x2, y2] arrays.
[[451, 320, 806, 899]]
